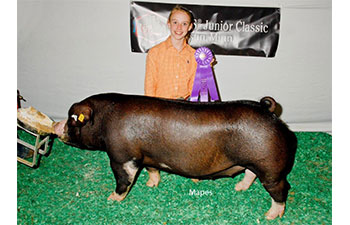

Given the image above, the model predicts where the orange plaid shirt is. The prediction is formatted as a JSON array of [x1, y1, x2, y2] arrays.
[[145, 37, 197, 99]]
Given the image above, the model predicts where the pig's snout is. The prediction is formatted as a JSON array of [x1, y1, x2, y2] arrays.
[[54, 119, 67, 138]]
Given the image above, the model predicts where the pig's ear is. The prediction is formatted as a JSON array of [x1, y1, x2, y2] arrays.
[[70, 105, 93, 127]]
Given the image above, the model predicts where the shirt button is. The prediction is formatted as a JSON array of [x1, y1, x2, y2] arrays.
[[176, 75, 179, 79], [175, 86, 178, 90]]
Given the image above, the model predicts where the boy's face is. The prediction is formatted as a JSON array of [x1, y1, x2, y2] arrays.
[[168, 10, 193, 41]]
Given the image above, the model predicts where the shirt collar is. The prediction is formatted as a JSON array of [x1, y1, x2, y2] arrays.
[[165, 36, 191, 53], [165, 37, 173, 49]]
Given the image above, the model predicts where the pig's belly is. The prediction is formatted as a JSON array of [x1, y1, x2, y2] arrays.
[[140, 142, 237, 178], [126, 121, 238, 177]]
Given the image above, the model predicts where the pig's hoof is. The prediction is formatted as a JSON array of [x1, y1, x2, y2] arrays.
[[107, 191, 125, 202], [146, 178, 159, 187], [265, 200, 285, 220]]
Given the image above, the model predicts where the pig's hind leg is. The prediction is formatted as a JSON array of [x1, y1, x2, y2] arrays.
[[234, 169, 256, 191], [261, 177, 290, 220], [108, 160, 139, 202]]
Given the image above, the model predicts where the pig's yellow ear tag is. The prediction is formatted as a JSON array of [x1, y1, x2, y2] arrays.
[[78, 113, 85, 122]]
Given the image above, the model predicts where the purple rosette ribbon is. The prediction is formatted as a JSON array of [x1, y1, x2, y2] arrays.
[[190, 47, 219, 102]]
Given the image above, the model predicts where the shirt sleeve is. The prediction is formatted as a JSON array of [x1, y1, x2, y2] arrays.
[[144, 50, 157, 97]]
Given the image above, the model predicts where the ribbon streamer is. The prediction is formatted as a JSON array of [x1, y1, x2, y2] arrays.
[[190, 47, 219, 102]]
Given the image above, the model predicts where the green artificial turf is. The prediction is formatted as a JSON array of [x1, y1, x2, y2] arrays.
[[17, 132, 332, 224]]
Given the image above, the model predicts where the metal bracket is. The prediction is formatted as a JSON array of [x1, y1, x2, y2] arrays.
[[17, 123, 51, 167]]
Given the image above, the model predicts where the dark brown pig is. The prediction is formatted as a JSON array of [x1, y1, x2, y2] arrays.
[[54, 93, 297, 220]]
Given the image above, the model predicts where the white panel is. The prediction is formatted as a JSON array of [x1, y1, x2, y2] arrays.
[[17, 0, 332, 131]]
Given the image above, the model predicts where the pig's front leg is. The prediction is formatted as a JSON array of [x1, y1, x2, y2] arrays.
[[145, 167, 160, 187], [107, 160, 139, 201]]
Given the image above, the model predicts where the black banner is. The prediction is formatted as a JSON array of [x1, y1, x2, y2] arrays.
[[130, 1, 280, 57]]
